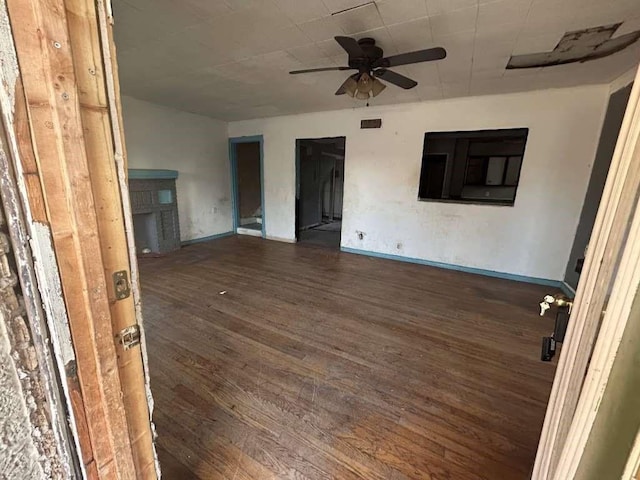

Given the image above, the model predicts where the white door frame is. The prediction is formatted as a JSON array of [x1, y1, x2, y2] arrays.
[[533, 64, 640, 479]]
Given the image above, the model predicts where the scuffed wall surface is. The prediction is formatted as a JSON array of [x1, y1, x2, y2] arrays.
[[229, 85, 609, 280], [121, 95, 232, 242]]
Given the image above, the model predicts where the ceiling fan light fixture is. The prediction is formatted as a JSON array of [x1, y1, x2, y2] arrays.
[[355, 90, 370, 100], [344, 75, 358, 97], [371, 77, 386, 97], [357, 72, 373, 94]]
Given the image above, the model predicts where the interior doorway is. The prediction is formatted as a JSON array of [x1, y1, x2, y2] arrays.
[[296, 137, 345, 248], [230, 136, 265, 237]]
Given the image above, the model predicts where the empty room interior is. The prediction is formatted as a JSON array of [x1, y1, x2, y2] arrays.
[[51, 0, 640, 478], [4, 0, 640, 478]]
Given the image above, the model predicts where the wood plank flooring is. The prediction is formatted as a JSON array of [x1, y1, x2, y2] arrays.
[[139, 235, 558, 480]]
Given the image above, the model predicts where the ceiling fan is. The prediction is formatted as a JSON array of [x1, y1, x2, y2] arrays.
[[289, 36, 447, 100]]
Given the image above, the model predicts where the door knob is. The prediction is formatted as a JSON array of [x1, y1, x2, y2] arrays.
[[539, 293, 573, 316]]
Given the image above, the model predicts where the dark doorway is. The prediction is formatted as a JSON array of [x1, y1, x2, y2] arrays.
[[296, 137, 345, 248], [231, 138, 264, 237]]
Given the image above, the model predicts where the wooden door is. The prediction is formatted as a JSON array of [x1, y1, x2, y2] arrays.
[[533, 65, 640, 479], [1, 0, 158, 478]]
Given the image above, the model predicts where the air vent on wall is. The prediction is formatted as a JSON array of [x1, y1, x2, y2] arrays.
[[361, 119, 382, 129]]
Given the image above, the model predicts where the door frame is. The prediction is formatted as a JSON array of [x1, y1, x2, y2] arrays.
[[295, 136, 346, 242], [533, 66, 640, 479], [229, 135, 266, 238], [1, 0, 158, 477]]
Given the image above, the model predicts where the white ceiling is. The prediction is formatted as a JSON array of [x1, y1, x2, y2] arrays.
[[113, 0, 640, 121]]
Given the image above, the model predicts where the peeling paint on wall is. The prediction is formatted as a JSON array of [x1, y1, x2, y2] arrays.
[[0, 0, 18, 122], [0, 317, 44, 479], [0, 209, 65, 478]]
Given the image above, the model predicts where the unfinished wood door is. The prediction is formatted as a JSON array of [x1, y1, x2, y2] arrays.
[[533, 66, 640, 479], [2, 0, 158, 478]]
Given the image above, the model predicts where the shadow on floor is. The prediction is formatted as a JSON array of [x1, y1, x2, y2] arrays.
[[298, 220, 341, 248]]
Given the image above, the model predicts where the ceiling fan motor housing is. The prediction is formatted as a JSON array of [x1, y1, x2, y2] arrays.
[[349, 38, 384, 72]]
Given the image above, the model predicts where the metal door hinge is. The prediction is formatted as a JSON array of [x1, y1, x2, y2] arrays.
[[113, 270, 131, 300], [117, 324, 141, 350]]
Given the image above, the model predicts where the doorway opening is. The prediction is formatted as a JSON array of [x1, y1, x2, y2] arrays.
[[296, 137, 345, 248], [230, 136, 265, 237]]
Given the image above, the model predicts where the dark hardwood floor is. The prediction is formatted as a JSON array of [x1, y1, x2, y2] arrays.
[[139, 235, 558, 480]]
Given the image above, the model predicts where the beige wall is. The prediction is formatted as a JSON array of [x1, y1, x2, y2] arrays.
[[122, 96, 233, 241], [229, 85, 609, 280]]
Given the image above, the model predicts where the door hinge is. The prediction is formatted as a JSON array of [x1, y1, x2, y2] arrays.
[[116, 324, 141, 350], [113, 270, 131, 300]]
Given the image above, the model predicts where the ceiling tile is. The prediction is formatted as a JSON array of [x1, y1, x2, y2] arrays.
[[376, 0, 428, 26], [434, 30, 475, 53], [442, 80, 471, 97], [298, 16, 346, 42], [471, 53, 510, 71], [331, 2, 384, 35], [386, 18, 433, 53], [522, 1, 576, 34], [112, 0, 169, 51], [404, 63, 441, 86], [471, 67, 505, 79], [114, 0, 640, 120], [614, 15, 640, 37], [118, 0, 204, 29], [512, 31, 563, 55], [272, 0, 331, 23], [430, 6, 478, 38], [475, 22, 521, 49], [355, 27, 398, 54], [469, 77, 506, 95], [241, 25, 313, 57], [181, 0, 233, 17], [426, 0, 479, 16], [315, 38, 349, 58], [224, 0, 270, 10], [415, 84, 443, 101], [567, 0, 640, 30], [287, 43, 334, 65], [322, 0, 372, 14], [477, 0, 531, 30]]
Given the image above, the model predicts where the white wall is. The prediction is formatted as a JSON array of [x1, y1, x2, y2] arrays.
[[228, 85, 609, 280], [122, 96, 232, 241]]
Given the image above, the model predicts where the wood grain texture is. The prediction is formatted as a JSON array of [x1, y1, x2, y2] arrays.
[[140, 236, 558, 480], [64, 0, 156, 477], [6, 0, 136, 476]]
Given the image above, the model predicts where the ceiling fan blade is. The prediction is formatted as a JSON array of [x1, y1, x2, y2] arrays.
[[290, 66, 353, 74], [334, 36, 365, 58], [374, 69, 418, 89], [374, 47, 447, 68]]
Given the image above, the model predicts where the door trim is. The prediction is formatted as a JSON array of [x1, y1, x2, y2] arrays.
[[229, 135, 266, 238], [295, 137, 346, 244], [533, 65, 640, 479]]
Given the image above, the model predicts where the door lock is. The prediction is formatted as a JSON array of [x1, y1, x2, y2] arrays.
[[540, 293, 573, 362], [112, 270, 131, 300], [540, 293, 573, 316]]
